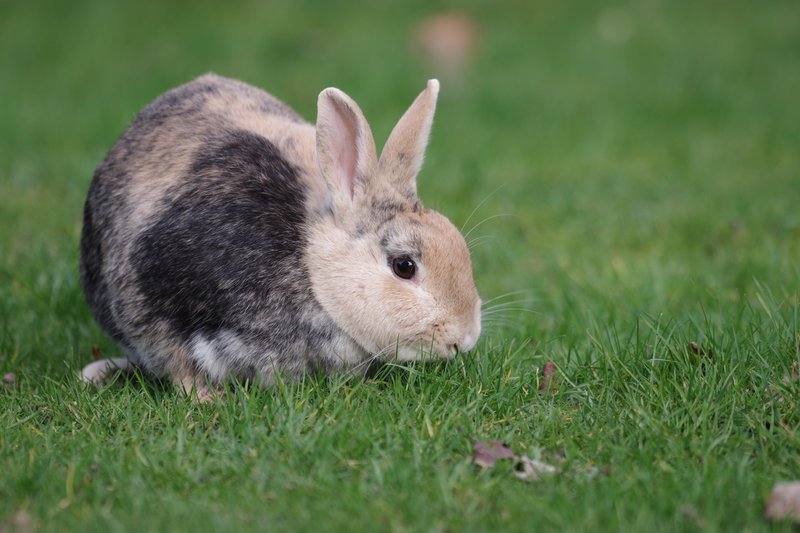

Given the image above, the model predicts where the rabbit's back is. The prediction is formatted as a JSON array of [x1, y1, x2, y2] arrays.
[[80, 74, 350, 381]]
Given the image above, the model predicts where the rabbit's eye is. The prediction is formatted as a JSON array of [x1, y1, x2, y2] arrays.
[[391, 257, 416, 280]]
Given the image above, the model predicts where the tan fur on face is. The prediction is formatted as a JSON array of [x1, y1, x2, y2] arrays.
[[306, 209, 481, 361], [414, 211, 482, 352]]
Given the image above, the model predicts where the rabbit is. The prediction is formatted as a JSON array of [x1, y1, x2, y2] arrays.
[[79, 74, 482, 399]]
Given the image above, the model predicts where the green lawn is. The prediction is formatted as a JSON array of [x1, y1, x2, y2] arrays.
[[2, 0, 799, 530]]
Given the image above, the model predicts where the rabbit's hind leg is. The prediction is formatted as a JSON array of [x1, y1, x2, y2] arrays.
[[80, 357, 135, 385]]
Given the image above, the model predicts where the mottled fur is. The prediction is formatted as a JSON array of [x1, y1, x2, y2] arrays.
[[80, 74, 481, 393]]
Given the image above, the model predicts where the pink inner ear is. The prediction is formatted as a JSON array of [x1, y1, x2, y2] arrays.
[[331, 99, 359, 199], [337, 146, 356, 198]]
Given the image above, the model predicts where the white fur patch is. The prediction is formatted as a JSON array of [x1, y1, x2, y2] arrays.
[[80, 358, 133, 385], [190, 334, 228, 383], [462, 297, 483, 352]]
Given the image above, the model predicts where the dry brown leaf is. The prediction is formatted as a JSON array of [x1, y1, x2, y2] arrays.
[[539, 361, 558, 395], [765, 481, 800, 522], [473, 441, 559, 482], [473, 440, 515, 468]]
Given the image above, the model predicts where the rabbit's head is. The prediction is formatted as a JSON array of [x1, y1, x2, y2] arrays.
[[307, 80, 481, 361]]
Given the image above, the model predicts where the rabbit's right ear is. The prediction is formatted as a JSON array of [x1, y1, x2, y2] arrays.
[[377, 79, 439, 198], [316, 88, 378, 210]]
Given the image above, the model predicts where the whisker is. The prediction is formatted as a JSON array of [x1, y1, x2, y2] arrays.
[[349, 343, 397, 374], [482, 301, 537, 313], [481, 301, 531, 314], [460, 184, 507, 233], [482, 297, 537, 308], [463, 213, 516, 240], [481, 290, 535, 306], [467, 235, 494, 251], [482, 307, 538, 316]]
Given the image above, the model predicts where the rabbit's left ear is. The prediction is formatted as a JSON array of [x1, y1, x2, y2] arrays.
[[317, 87, 378, 207], [378, 79, 439, 198]]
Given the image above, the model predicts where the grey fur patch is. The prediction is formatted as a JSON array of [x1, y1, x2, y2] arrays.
[[134, 130, 307, 338], [128, 130, 343, 379], [379, 221, 425, 262]]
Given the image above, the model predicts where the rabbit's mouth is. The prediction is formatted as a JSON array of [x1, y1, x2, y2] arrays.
[[390, 334, 463, 362]]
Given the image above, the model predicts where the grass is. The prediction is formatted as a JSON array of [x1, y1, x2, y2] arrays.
[[1, 0, 799, 530]]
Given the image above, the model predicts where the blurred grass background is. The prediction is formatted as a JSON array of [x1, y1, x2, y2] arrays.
[[1, 0, 799, 530]]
